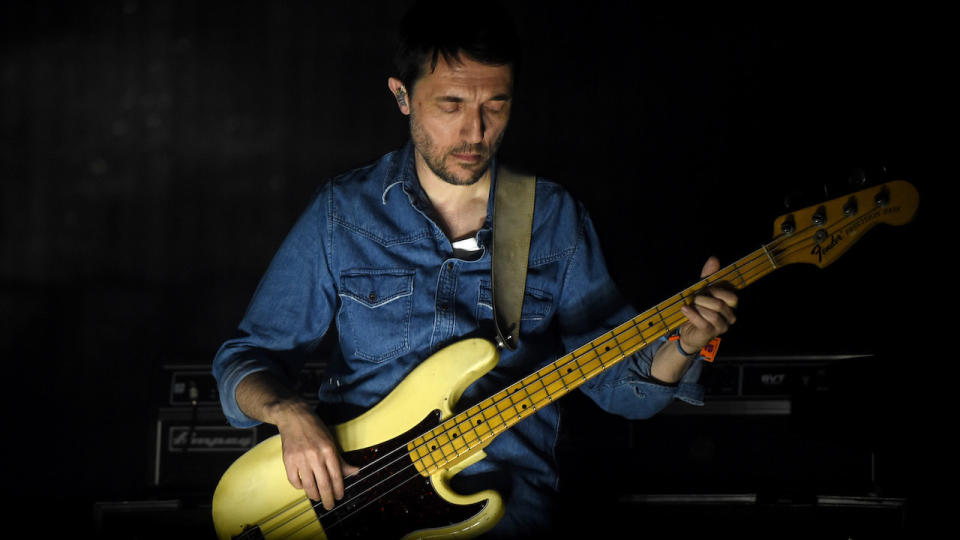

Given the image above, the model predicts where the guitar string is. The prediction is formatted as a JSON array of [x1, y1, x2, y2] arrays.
[[255, 209, 869, 537], [256, 231, 798, 537]]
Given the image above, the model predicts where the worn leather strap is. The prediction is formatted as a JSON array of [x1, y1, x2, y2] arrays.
[[492, 164, 536, 351]]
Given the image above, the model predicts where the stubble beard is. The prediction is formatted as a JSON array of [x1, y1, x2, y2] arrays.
[[410, 108, 504, 187]]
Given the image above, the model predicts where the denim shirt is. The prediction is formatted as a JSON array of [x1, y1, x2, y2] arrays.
[[212, 142, 704, 536]]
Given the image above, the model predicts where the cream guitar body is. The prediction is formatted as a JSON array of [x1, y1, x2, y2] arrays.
[[212, 338, 505, 539]]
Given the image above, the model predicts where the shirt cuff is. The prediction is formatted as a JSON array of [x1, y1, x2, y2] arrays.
[[634, 339, 706, 407], [217, 356, 290, 428]]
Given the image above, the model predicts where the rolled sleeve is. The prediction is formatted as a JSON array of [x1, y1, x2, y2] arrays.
[[213, 352, 285, 428]]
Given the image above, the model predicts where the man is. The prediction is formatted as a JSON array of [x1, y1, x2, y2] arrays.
[[213, 1, 737, 537]]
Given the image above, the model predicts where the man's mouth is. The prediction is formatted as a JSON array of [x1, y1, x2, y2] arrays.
[[451, 152, 483, 163]]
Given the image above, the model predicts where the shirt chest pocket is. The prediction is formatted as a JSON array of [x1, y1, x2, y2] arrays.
[[476, 280, 553, 328], [338, 268, 414, 363]]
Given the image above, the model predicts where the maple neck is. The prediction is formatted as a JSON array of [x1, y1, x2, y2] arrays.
[[408, 246, 778, 475]]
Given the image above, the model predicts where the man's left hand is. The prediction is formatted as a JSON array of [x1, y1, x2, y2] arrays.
[[678, 256, 738, 353]]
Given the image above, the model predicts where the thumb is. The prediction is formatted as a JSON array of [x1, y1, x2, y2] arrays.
[[342, 460, 361, 477], [700, 256, 720, 278]]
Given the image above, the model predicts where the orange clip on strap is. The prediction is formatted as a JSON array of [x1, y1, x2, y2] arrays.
[[668, 334, 722, 363]]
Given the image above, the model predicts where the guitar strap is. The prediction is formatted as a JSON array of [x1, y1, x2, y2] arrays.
[[492, 164, 536, 351]]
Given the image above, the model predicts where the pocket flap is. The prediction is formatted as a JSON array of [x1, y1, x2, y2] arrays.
[[341, 269, 414, 308], [478, 280, 552, 321]]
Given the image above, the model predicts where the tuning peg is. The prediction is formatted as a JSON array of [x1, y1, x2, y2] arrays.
[[811, 205, 827, 226], [874, 185, 890, 208], [847, 164, 892, 188], [848, 167, 868, 187], [783, 188, 810, 210], [843, 196, 858, 217]]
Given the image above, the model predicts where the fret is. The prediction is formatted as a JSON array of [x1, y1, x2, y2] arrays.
[[456, 418, 474, 444], [570, 341, 595, 360], [517, 382, 536, 413], [761, 244, 777, 269], [450, 430, 467, 454], [515, 387, 533, 414], [604, 332, 627, 362], [520, 372, 545, 399], [618, 325, 647, 356], [731, 260, 748, 288], [629, 318, 649, 348], [643, 311, 666, 342], [418, 448, 438, 472], [655, 307, 670, 336], [434, 432, 454, 456], [558, 357, 579, 388], [597, 343, 617, 366], [500, 390, 520, 423], [428, 440, 449, 472], [427, 440, 447, 466], [475, 406, 492, 439], [457, 415, 473, 434], [464, 407, 484, 441], [411, 442, 426, 460], [524, 375, 550, 410], [486, 396, 506, 431], [555, 359, 572, 393], [541, 362, 569, 397]]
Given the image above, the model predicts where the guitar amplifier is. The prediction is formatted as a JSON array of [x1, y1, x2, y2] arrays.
[[152, 407, 278, 489], [662, 353, 872, 415]]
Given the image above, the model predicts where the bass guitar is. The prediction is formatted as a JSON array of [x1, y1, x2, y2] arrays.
[[212, 180, 918, 539]]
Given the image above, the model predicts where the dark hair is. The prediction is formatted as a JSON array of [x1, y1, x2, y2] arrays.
[[394, 0, 521, 94]]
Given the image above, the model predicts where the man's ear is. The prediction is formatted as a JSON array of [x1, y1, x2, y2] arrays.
[[387, 77, 410, 116]]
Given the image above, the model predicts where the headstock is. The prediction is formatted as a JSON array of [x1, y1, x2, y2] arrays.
[[769, 180, 918, 269]]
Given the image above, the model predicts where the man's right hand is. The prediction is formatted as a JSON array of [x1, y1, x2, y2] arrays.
[[235, 372, 359, 511], [272, 401, 360, 510]]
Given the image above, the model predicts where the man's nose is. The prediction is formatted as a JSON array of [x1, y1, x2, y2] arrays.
[[462, 107, 484, 144]]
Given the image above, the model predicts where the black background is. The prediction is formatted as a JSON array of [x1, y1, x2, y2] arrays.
[[1, 1, 948, 537]]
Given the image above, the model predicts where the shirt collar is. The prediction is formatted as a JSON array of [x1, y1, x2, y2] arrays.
[[381, 141, 417, 203], [382, 140, 498, 231]]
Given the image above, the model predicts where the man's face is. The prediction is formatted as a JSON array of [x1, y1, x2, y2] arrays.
[[404, 55, 513, 186]]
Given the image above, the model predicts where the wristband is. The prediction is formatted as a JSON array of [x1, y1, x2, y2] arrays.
[[668, 330, 722, 363], [668, 330, 697, 358]]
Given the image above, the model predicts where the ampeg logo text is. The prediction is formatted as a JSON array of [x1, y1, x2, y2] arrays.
[[168, 426, 257, 452]]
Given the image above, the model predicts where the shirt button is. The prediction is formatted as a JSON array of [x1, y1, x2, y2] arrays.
[[446, 262, 454, 271], [440, 303, 448, 311], [368, 292, 376, 302]]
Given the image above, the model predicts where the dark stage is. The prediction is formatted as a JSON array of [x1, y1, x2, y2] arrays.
[[1, 2, 946, 538]]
